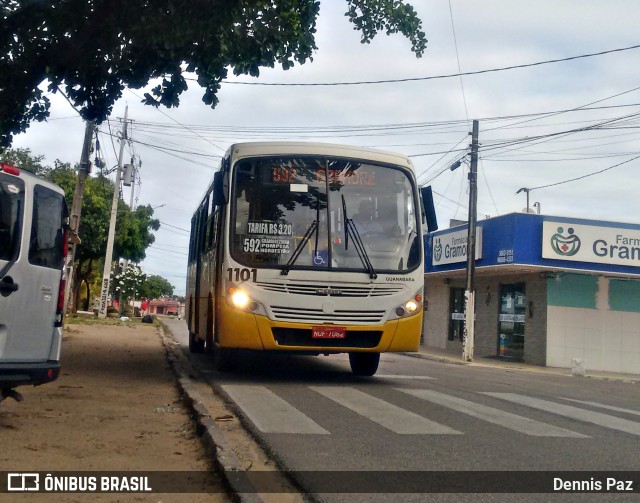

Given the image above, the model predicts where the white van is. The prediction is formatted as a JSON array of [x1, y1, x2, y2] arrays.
[[0, 163, 68, 402]]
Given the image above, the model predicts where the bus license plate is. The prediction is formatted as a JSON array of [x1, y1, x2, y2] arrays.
[[312, 326, 346, 339]]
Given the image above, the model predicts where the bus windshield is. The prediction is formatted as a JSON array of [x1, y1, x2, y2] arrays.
[[230, 156, 420, 274]]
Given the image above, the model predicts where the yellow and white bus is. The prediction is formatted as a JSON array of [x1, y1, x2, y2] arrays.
[[186, 142, 425, 376]]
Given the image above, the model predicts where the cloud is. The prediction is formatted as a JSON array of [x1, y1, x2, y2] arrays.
[[9, 0, 640, 290]]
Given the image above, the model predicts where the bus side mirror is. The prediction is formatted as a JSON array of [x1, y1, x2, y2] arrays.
[[213, 171, 229, 205], [420, 186, 438, 232]]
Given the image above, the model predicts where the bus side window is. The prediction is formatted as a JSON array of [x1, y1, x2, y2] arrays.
[[189, 215, 196, 262], [208, 207, 220, 250], [28, 185, 64, 269], [199, 206, 208, 254]]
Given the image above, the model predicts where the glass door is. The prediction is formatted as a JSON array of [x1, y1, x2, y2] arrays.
[[497, 283, 526, 360], [448, 287, 466, 342]]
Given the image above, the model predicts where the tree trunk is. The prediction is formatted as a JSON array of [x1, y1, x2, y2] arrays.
[[82, 259, 93, 311], [83, 279, 91, 311], [71, 259, 83, 313]]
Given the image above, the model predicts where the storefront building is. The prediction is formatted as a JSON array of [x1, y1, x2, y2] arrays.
[[423, 212, 640, 374]]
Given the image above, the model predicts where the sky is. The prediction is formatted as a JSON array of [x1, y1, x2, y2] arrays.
[[10, 0, 640, 296]]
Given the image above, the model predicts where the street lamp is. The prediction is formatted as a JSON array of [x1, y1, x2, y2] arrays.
[[516, 187, 531, 213]]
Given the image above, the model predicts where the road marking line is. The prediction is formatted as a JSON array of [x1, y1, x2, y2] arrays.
[[376, 375, 435, 380], [559, 398, 640, 416], [221, 385, 329, 434], [484, 393, 640, 436], [310, 386, 460, 435], [398, 389, 587, 437]]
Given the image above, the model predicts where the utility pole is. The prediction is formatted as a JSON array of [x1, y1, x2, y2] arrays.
[[63, 120, 95, 316], [463, 119, 479, 362], [98, 107, 128, 318], [118, 159, 137, 315]]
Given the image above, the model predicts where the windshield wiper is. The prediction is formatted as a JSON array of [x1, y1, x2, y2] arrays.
[[341, 195, 377, 280], [281, 219, 318, 276]]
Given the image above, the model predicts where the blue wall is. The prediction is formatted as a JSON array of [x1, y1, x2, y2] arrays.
[[425, 213, 640, 277]]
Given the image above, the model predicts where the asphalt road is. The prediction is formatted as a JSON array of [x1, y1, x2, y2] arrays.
[[162, 317, 640, 501]]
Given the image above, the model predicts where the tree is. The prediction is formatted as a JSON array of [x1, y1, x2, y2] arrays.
[[140, 275, 175, 301], [0, 1, 427, 146], [25, 156, 160, 311], [114, 203, 160, 263], [113, 264, 146, 313], [0, 147, 47, 174]]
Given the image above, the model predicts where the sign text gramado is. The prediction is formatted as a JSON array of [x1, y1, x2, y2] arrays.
[[542, 221, 640, 267], [431, 227, 483, 266]]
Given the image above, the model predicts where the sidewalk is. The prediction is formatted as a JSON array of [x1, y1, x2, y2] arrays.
[[0, 319, 230, 502], [407, 346, 640, 383]]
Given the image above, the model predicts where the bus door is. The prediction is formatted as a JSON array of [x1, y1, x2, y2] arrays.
[[210, 167, 228, 346], [194, 197, 209, 335], [206, 206, 222, 346]]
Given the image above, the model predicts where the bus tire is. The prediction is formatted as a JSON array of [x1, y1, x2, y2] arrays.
[[205, 333, 215, 353], [214, 347, 237, 372], [189, 332, 205, 353], [349, 352, 380, 376]]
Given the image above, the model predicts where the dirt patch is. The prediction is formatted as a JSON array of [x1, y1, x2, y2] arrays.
[[0, 322, 230, 502]]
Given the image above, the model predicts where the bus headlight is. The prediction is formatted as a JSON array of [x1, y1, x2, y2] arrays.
[[394, 291, 423, 319], [231, 290, 250, 309], [405, 300, 418, 313], [226, 285, 264, 314]]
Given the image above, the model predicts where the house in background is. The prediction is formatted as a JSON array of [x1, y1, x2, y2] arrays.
[[148, 298, 180, 316]]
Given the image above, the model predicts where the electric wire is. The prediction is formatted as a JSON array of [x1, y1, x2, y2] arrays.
[[218, 43, 640, 86], [126, 88, 226, 153], [527, 154, 640, 192], [159, 221, 190, 233]]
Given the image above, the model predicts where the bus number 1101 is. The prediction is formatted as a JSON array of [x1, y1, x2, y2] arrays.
[[227, 267, 257, 282]]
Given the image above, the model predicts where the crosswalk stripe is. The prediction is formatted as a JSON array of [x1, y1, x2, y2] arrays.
[[560, 398, 640, 416], [221, 385, 329, 434], [398, 389, 587, 437], [484, 393, 640, 436], [310, 386, 461, 435], [376, 375, 435, 380]]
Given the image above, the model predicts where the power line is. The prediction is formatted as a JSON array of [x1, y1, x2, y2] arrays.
[[484, 85, 640, 132], [483, 151, 639, 162], [218, 43, 640, 86], [126, 88, 226, 153], [159, 221, 190, 233], [97, 127, 218, 170], [448, 0, 470, 127], [528, 154, 640, 192], [148, 245, 188, 256]]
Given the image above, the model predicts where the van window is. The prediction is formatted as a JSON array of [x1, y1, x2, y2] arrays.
[[0, 173, 24, 262], [28, 185, 65, 269]]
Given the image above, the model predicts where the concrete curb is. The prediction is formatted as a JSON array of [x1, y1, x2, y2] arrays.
[[157, 324, 265, 503], [402, 351, 639, 383]]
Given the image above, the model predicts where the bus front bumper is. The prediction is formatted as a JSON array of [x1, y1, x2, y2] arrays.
[[218, 302, 422, 353]]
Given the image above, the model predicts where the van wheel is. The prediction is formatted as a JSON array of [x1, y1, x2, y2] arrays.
[[214, 347, 237, 372], [189, 332, 205, 353], [349, 352, 380, 376]]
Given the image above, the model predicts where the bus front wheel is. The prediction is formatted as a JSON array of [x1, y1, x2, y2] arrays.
[[189, 332, 205, 353], [349, 352, 380, 376]]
